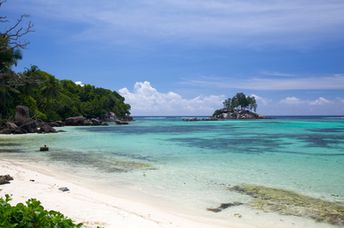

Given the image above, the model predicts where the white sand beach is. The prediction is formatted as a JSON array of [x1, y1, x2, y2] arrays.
[[0, 158, 252, 228], [0, 156, 337, 228]]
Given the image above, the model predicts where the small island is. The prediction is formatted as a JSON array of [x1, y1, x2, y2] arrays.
[[212, 92, 263, 119], [183, 92, 263, 121]]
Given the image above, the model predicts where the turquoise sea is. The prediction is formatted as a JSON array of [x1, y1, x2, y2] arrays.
[[1, 116, 344, 226]]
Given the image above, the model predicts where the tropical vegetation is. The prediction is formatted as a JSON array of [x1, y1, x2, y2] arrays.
[[222, 92, 257, 112], [0, 66, 131, 121], [0, 194, 82, 227], [0, 2, 130, 121]]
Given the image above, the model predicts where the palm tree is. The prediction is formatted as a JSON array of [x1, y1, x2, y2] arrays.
[[40, 76, 60, 110], [0, 73, 20, 118]]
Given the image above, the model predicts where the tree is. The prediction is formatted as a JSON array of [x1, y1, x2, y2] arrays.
[[247, 96, 257, 112], [0, 0, 33, 73], [223, 98, 232, 111], [219, 92, 258, 112], [0, 2, 131, 121]]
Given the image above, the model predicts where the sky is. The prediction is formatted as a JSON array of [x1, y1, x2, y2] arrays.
[[2, 0, 344, 116]]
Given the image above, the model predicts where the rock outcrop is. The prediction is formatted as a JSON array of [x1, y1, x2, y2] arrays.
[[213, 109, 263, 120], [0, 120, 57, 134], [103, 112, 117, 122], [37, 123, 57, 133], [0, 175, 14, 185], [49, 120, 64, 127], [64, 116, 107, 126], [0, 106, 57, 134], [0, 106, 117, 134], [115, 119, 129, 125], [14, 105, 30, 125], [64, 116, 86, 126]]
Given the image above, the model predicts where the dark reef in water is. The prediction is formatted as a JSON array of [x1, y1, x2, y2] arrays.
[[47, 150, 155, 173], [207, 202, 243, 213], [229, 184, 344, 225]]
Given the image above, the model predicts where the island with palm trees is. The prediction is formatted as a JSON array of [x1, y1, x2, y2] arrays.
[[183, 92, 263, 121], [212, 92, 263, 119]]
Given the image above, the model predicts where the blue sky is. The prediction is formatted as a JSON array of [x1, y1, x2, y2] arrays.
[[2, 0, 344, 115]]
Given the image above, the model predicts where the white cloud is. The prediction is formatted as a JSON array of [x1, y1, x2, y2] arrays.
[[74, 81, 84, 87], [280, 96, 305, 105], [6, 0, 344, 47], [279, 96, 335, 106], [119, 81, 225, 116], [251, 94, 269, 105], [309, 97, 333, 105]]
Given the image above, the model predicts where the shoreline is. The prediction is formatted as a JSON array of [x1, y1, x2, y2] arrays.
[[0, 156, 337, 228], [1, 119, 343, 228], [0, 157, 249, 228]]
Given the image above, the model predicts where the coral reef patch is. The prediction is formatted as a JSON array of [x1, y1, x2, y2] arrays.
[[229, 184, 344, 225]]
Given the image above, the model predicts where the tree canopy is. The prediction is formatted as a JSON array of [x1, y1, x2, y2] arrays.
[[222, 92, 257, 112], [0, 2, 131, 121], [0, 66, 131, 121]]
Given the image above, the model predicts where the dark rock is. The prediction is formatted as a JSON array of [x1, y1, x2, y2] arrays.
[[234, 213, 242, 218], [0, 122, 23, 134], [64, 116, 86, 126], [213, 109, 263, 120], [122, 116, 133, 121], [37, 123, 57, 133], [0, 174, 14, 185], [58, 187, 70, 192], [0, 106, 58, 135], [30, 179, 35, 182], [19, 120, 39, 133], [91, 118, 102, 125], [207, 202, 243, 213], [5, 122, 18, 130], [49, 120, 64, 127], [115, 120, 129, 125], [182, 117, 218, 121], [0, 128, 12, 134], [63, 116, 107, 126], [103, 112, 117, 122], [83, 119, 93, 125], [40, 145, 49, 151], [126, 116, 134, 121], [15, 105, 30, 125]]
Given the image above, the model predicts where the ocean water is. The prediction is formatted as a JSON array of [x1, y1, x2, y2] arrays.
[[1, 116, 344, 226]]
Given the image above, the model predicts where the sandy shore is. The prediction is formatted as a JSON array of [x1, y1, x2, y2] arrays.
[[0, 158, 252, 228]]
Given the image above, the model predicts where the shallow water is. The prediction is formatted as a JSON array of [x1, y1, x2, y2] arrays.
[[1, 116, 344, 226]]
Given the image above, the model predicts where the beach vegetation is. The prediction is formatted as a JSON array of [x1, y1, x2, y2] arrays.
[[0, 194, 82, 227]]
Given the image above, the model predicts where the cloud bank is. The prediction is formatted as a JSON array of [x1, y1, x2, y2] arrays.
[[7, 0, 344, 47], [119, 81, 225, 116], [119, 82, 344, 115], [280, 96, 336, 106], [183, 74, 344, 90]]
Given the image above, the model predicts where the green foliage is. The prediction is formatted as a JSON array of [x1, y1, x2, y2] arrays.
[[0, 66, 131, 121], [222, 92, 257, 112], [0, 194, 82, 227], [0, 36, 23, 74], [0, 5, 130, 121]]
